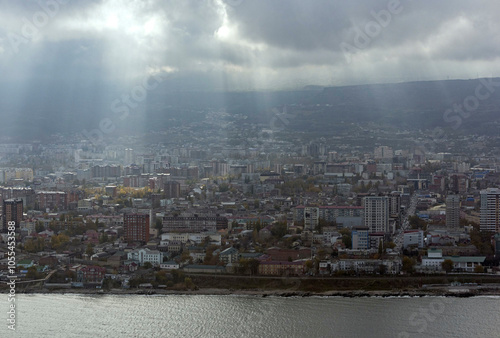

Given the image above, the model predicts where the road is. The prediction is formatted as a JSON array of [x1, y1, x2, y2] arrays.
[[393, 193, 418, 252]]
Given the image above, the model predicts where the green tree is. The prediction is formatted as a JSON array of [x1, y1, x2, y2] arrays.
[[99, 232, 109, 244], [408, 215, 427, 230], [155, 218, 163, 231], [180, 251, 192, 264], [51, 234, 70, 251], [184, 277, 195, 289], [86, 243, 94, 256], [35, 222, 45, 233], [26, 266, 40, 280], [219, 183, 230, 192], [254, 199, 260, 209], [384, 241, 396, 250], [442, 259, 454, 273], [402, 256, 416, 274], [24, 239, 37, 253], [271, 222, 287, 239], [248, 259, 260, 275], [203, 247, 216, 265], [305, 260, 314, 274], [155, 270, 170, 285], [339, 228, 351, 248], [474, 265, 484, 273]]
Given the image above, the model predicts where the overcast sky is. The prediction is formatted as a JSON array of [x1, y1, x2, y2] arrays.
[[0, 0, 499, 91]]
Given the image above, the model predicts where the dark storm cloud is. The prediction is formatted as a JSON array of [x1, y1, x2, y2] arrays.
[[0, 0, 499, 90]]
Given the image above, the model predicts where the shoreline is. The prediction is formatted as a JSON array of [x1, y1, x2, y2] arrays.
[[6, 287, 500, 298]]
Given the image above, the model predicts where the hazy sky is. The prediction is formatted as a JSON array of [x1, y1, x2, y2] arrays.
[[0, 0, 499, 91]]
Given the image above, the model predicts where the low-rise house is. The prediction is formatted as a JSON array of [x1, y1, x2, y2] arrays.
[[258, 227, 272, 240], [266, 247, 311, 261], [421, 248, 444, 271], [106, 253, 124, 268], [85, 230, 100, 244], [187, 246, 206, 263], [127, 248, 163, 267], [420, 248, 485, 273], [160, 261, 180, 270], [239, 252, 264, 260], [330, 258, 401, 275], [445, 256, 486, 273], [219, 247, 239, 265], [403, 230, 424, 249], [319, 261, 331, 275], [183, 264, 225, 274], [161, 232, 222, 246], [122, 260, 139, 272], [39, 256, 58, 267], [17, 259, 35, 269], [159, 241, 182, 253], [77, 265, 106, 284]]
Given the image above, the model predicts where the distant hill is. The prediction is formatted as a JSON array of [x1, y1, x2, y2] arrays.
[[1, 78, 499, 140], [307, 79, 500, 132]]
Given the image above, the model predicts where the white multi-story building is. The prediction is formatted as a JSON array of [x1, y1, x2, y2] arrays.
[[127, 248, 163, 267], [403, 230, 424, 249], [160, 261, 180, 270], [161, 232, 221, 246], [480, 188, 500, 232], [364, 196, 389, 233], [374, 146, 393, 159], [331, 258, 401, 274], [421, 248, 444, 271], [351, 227, 369, 250]]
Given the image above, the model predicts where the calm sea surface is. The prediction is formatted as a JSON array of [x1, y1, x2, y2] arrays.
[[2, 294, 499, 337]]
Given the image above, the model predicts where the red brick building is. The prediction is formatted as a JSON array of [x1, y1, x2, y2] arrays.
[[124, 213, 150, 243], [258, 261, 305, 276], [77, 265, 106, 283], [36, 191, 68, 211], [2, 198, 23, 231], [266, 247, 312, 261]]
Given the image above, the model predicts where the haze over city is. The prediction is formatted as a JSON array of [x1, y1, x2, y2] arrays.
[[1, 1, 500, 338]]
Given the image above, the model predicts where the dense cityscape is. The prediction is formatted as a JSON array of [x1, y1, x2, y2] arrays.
[[1, 110, 500, 293], [2, 1, 500, 336]]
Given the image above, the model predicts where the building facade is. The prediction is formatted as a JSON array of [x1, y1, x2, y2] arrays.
[[124, 213, 150, 243], [351, 227, 369, 250], [162, 216, 227, 232], [446, 195, 460, 228], [363, 196, 389, 233], [127, 248, 163, 266], [303, 207, 319, 230], [480, 188, 500, 232], [2, 198, 23, 232]]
